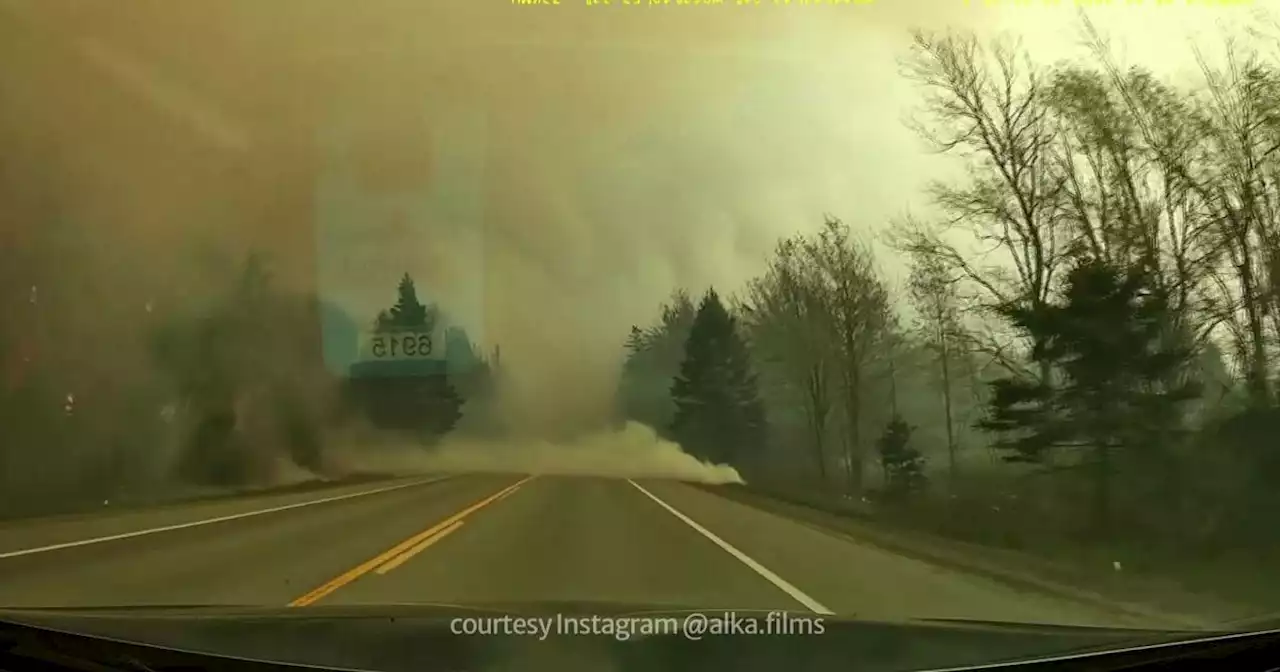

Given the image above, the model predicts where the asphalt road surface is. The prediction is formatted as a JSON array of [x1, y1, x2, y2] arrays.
[[0, 475, 1178, 628]]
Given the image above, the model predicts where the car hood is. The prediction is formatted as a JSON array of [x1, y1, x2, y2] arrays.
[[0, 601, 1213, 672]]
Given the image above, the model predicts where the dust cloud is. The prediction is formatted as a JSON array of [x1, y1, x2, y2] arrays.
[[326, 422, 744, 485]]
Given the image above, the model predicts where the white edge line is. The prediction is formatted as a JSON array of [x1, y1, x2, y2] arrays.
[[0, 476, 455, 559], [627, 479, 834, 615]]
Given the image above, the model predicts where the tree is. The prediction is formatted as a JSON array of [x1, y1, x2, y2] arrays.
[[1071, 17, 1279, 411], [907, 251, 967, 485], [895, 29, 1067, 392], [150, 255, 268, 485], [351, 373, 462, 439], [618, 290, 697, 434], [1145, 39, 1279, 411], [445, 326, 496, 411], [877, 415, 927, 499], [806, 217, 892, 494], [377, 273, 436, 332], [742, 235, 837, 485], [150, 253, 339, 486], [669, 289, 768, 472], [979, 257, 1201, 535], [347, 273, 461, 440]]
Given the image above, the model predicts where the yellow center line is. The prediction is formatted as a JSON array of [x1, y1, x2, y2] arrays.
[[493, 481, 526, 503], [288, 475, 534, 607], [374, 520, 463, 575]]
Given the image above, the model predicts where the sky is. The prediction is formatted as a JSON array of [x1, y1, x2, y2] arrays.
[[450, 0, 1273, 433], [3, 0, 1272, 438]]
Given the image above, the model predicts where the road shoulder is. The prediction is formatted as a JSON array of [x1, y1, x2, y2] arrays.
[[0, 475, 452, 558], [695, 483, 1259, 630]]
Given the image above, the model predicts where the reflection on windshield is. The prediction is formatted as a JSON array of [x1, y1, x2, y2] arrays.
[[0, 0, 1277, 659]]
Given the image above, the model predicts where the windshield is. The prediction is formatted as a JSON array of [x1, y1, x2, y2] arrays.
[[1, 0, 1277, 667]]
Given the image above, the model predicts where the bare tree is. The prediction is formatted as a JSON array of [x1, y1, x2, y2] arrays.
[[742, 236, 837, 486], [1080, 17, 1279, 408], [1188, 46, 1280, 409], [805, 217, 891, 494], [907, 251, 966, 486], [896, 29, 1068, 390]]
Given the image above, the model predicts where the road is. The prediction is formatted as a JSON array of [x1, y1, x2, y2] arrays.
[[0, 474, 1173, 628]]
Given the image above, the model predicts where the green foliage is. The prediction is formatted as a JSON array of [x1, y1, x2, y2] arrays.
[[740, 234, 838, 483], [978, 377, 1060, 462], [345, 375, 463, 440], [149, 253, 338, 486], [877, 415, 927, 497], [346, 272, 464, 440], [980, 258, 1200, 461], [617, 290, 696, 433], [445, 326, 497, 404], [669, 289, 768, 470], [376, 273, 437, 332], [1174, 407, 1280, 546], [978, 257, 1201, 533]]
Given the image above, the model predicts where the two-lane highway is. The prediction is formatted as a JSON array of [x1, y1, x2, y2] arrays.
[[0, 475, 1174, 628]]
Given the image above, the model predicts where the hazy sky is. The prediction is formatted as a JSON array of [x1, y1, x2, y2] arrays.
[[4, 0, 1270, 436], [453, 0, 1271, 432]]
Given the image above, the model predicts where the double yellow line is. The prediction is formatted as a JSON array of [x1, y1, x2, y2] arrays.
[[289, 476, 533, 607]]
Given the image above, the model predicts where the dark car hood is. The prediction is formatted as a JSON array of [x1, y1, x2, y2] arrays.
[[0, 602, 1213, 672]]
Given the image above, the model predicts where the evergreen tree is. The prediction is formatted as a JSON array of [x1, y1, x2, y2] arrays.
[[350, 374, 462, 440], [618, 290, 696, 433], [445, 326, 483, 375], [669, 289, 767, 469], [350, 272, 461, 440], [446, 326, 496, 407], [877, 414, 926, 498], [377, 273, 435, 332], [978, 257, 1200, 534], [149, 253, 338, 486], [623, 325, 647, 363]]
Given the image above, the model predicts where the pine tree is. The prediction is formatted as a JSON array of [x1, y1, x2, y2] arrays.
[[624, 325, 647, 360], [877, 415, 926, 498], [618, 291, 697, 434], [978, 257, 1200, 534], [669, 289, 767, 469], [618, 326, 653, 424], [351, 273, 460, 440], [445, 326, 494, 405], [377, 273, 434, 332]]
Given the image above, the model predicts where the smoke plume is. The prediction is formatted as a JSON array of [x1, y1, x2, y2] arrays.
[[325, 422, 744, 485], [0, 1, 984, 498]]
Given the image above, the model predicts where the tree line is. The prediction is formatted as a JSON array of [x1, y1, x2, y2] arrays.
[[0, 240, 496, 515], [149, 261, 498, 488], [619, 20, 1280, 555], [342, 271, 499, 442]]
